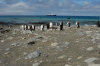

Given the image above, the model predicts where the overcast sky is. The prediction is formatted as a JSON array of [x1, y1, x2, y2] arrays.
[[0, 0, 100, 16]]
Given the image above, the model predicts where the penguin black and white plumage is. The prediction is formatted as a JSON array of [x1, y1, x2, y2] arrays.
[[24, 25, 27, 30], [27, 25, 30, 30], [30, 25, 35, 31], [97, 21, 100, 27], [50, 22, 53, 29], [47, 24, 50, 29], [21, 25, 24, 30], [41, 25, 44, 31], [67, 21, 71, 27], [32, 25, 35, 31], [30, 25, 32, 31], [76, 21, 80, 28], [60, 21, 63, 30]]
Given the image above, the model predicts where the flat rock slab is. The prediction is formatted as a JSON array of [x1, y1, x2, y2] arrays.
[[27, 50, 42, 59]]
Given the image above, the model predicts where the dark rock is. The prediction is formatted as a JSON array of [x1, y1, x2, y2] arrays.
[[28, 41, 35, 45], [99, 52, 100, 54], [0, 28, 3, 30], [37, 37, 43, 40], [1, 29, 10, 34]]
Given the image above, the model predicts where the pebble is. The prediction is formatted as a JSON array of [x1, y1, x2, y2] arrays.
[[11, 43, 22, 46], [65, 42, 69, 45], [12, 31, 16, 34], [4, 52, 9, 55], [86, 47, 94, 51], [84, 57, 99, 66], [11, 43, 18, 46], [36, 36, 48, 42], [16, 57, 21, 61], [65, 64, 70, 66], [58, 55, 66, 59], [5, 48, 10, 51], [23, 52, 27, 55], [27, 50, 42, 59], [32, 62, 41, 66], [23, 30, 32, 34], [42, 40, 47, 42], [59, 42, 69, 48], [77, 56, 83, 59], [97, 45, 100, 48], [7, 37, 13, 40], [1, 40, 4, 42], [28, 38, 35, 42], [51, 42, 58, 47], [77, 32, 84, 36], [22, 37, 26, 39], [68, 58, 72, 61]]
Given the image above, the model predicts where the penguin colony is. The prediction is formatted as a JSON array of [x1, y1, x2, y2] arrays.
[[21, 21, 80, 31]]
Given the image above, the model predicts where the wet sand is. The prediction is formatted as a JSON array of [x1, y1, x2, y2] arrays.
[[0, 25, 100, 66]]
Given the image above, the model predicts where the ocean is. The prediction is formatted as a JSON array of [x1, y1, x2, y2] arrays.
[[0, 15, 100, 26]]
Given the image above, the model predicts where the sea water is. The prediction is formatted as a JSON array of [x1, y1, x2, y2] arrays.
[[0, 15, 100, 26]]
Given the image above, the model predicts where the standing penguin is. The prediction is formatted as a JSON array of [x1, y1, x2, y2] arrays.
[[30, 25, 32, 31], [30, 25, 35, 31], [60, 21, 63, 31], [21, 25, 24, 31], [24, 25, 27, 30], [97, 21, 100, 27], [67, 21, 71, 27], [50, 22, 53, 29], [32, 25, 35, 31], [41, 24, 44, 31], [25, 25, 28, 30], [27, 25, 30, 30], [47, 24, 50, 29], [76, 21, 80, 28]]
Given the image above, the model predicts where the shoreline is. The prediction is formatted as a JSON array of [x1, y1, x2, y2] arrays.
[[0, 21, 98, 26]]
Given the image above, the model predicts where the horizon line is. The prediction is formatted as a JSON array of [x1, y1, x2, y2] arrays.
[[0, 15, 100, 17]]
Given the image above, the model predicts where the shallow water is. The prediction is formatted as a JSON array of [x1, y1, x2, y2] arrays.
[[0, 15, 100, 25]]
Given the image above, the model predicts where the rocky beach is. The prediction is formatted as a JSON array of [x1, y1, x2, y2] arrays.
[[0, 24, 100, 66]]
